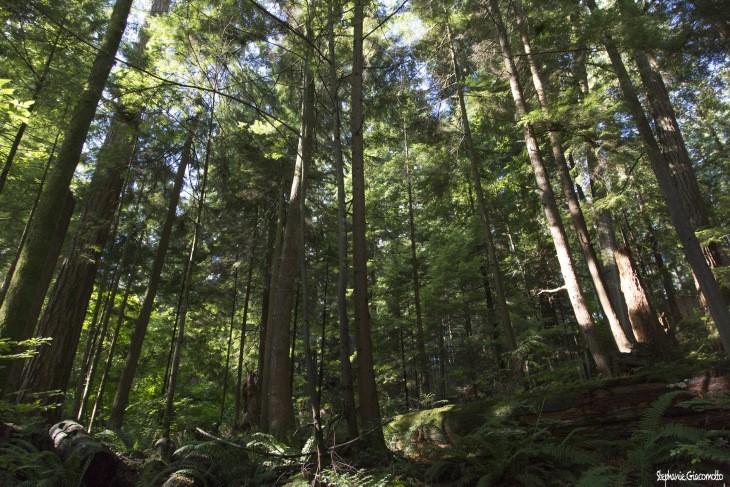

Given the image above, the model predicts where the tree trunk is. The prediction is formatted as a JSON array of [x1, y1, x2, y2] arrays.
[[512, 2, 632, 353], [403, 122, 431, 395], [352, 0, 387, 451], [0, 0, 134, 392], [0, 124, 62, 309], [77, 241, 131, 422], [0, 30, 62, 195], [489, 0, 613, 376], [585, 0, 730, 354], [299, 193, 326, 468], [263, 30, 315, 440], [328, 0, 359, 442], [234, 239, 257, 429], [88, 260, 137, 433], [161, 108, 212, 444], [219, 269, 238, 429], [108, 118, 196, 430], [614, 242, 676, 357], [258, 177, 286, 430], [3, 191, 75, 396]]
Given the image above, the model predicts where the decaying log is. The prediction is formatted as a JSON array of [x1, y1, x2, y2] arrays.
[[49, 419, 119, 486]]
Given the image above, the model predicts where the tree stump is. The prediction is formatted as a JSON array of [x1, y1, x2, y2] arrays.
[[49, 419, 119, 486]]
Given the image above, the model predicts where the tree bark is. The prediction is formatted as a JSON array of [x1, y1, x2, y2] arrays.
[[512, 1, 632, 353], [585, 0, 730, 354], [489, 0, 613, 376], [352, 0, 387, 451], [327, 0, 359, 442], [234, 247, 256, 429], [263, 30, 315, 440], [0, 0, 134, 392], [3, 191, 75, 396]]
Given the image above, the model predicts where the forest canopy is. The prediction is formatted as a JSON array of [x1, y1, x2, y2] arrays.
[[0, 0, 729, 484]]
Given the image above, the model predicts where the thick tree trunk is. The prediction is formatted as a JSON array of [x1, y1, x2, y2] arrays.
[[0, 0, 134, 392], [489, 0, 613, 376], [512, 2, 632, 353], [614, 243, 676, 357], [108, 119, 196, 430], [585, 0, 730, 354], [258, 177, 286, 429], [49, 420, 120, 487], [263, 37, 315, 440], [4, 191, 75, 395], [352, 0, 387, 451]]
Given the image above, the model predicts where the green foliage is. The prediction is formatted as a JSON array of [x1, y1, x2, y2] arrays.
[[0, 439, 88, 487], [577, 392, 730, 486], [0, 79, 33, 127]]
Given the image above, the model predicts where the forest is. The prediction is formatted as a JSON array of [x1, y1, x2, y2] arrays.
[[0, 0, 729, 484]]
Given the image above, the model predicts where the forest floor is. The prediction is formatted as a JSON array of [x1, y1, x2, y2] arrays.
[[2, 360, 730, 486], [382, 360, 730, 486]]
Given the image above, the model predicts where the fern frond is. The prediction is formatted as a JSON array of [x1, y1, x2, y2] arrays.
[[635, 391, 691, 436]]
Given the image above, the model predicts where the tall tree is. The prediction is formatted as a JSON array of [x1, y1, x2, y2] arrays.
[[584, 0, 730, 354], [352, 0, 387, 451], [328, 0, 359, 442], [261, 11, 315, 440], [511, 1, 633, 353], [108, 118, 197, 430], [487, 0, 613, 376], [0, 0, 135, 392]]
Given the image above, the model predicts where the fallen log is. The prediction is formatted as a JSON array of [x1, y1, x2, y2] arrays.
[[49, 419, 119, 487]]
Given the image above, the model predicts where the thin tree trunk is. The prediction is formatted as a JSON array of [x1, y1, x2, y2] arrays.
[[0, 0, 134, 392], [0, 29, 62, 195], [585, 0, 730, 354], [445, 17, 521, 377], [512, 1, 632, 353], [234, 236, 257, 429], [87, 252, 139, 433], [77, 241, 132, 421], [161, 107, 212, 446], [72, 277, 107, 418], [108, 118, 196, 430], [399, 326, 410, 409], [328, 0, 359, 442], [403, 121, 431, 395], [219, 268, 239, 429], [0, 125, 62, 309], [299, 191, 326, 469], [489, 0, 613, 376]]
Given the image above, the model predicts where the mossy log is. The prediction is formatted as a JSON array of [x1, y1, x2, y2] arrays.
[[49, 419, 119, 486]]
